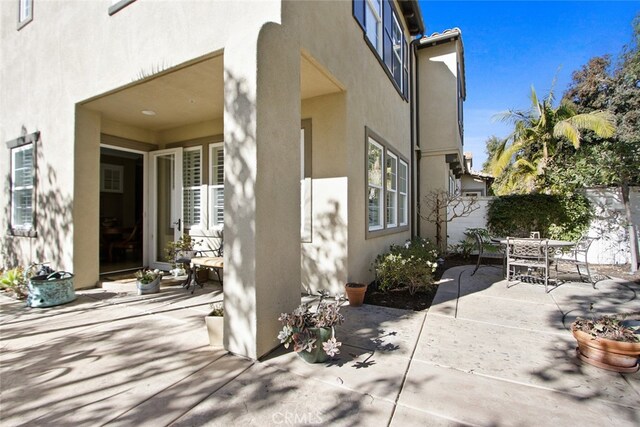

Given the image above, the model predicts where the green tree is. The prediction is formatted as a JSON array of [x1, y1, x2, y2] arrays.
[[481, 135, 504, 173], [548, 14, 640, 271], [488, 86, 616, 195]]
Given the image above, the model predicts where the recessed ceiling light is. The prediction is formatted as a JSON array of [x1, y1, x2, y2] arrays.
[[141, 110, 156, 116]]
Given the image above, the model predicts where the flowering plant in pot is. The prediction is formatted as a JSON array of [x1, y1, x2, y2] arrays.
[[205, 302, 224, 347], [134, 269, 162, 295], [277, 290, 344, 363], [571, 311, 640, 373]]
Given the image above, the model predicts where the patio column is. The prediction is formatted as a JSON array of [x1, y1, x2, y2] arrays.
[[223, 23, 301, 359]]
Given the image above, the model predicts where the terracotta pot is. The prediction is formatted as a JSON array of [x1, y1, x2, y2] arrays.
[[571, 326, 640, 373], [345, 282, 367, 307]]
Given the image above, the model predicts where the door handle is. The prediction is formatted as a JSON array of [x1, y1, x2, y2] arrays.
[[174, 218, 182, 232]]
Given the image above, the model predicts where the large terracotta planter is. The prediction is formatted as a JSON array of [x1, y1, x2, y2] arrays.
[[572, 326, 640, 373], [297, 327, 332, 364], [345, 282, 367, 307]]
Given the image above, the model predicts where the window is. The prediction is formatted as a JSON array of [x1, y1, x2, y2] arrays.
[[109, 0, 136, 15], [100, 164, 123, 193], [8, 132, 38, 235], [367, 139, 384, 231], [17, 0, 33, 29], [398, 159, 408, 226], [208, 143, 224, 229], [354, 0, 407, 98], [366, 129, 409, 235], [386, 152, 397, 227], [183, 147, 202, 228], [364, 0, 382, 54]]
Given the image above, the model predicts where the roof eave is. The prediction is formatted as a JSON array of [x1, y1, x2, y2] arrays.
[[398, 0, 425, 36]]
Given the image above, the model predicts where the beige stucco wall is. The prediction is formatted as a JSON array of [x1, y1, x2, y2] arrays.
[[1, 0, 417, 357], [416, 40, 464, 247], [286, 0, 413, 290], [0, 0, 279, 284]]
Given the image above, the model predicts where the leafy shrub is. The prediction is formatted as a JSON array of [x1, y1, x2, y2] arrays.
[[373, 237, 439, 295], [487, 194, 592, 241], [0, 267, 29, 300]]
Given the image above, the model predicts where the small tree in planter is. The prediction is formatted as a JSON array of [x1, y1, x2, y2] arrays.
[[0, 267, 29, 300], [164, 234, 203, 274]]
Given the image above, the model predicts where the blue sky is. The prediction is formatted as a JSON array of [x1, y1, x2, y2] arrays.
[[419, 0, 639, 169]]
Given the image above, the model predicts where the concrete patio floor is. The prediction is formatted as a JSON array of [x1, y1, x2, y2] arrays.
[[1, 266, 639, 426]]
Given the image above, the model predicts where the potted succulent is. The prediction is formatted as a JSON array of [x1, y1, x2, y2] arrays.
[[205, 302, 224, 347], [344, 282, 367, 307], [571, 311, 640, 373], [165, 234, 203, 274], [0, 267, 29, 300], [277, 290, 344, 363], [135, 269, 162, 295]]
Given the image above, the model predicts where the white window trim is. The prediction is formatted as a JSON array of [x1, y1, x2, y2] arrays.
[[183, 146, 203, 230], [365, 0, 383, 55], [386, 151, 398, 228], [100, 164, 124, 193], [367, 138, 384, 232], [17, 0, 33, 29], [11, 143, 34, 231], [208, 142, 224, 229], [399, 159, 408, 227]]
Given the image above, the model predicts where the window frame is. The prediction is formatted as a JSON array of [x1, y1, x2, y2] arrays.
[[108, 0, 137, 16], [17, 0, 33, 30], [353, 0, 408, 100], [100, 164, 124, 193], [385, 151, 398, 228], [365, 127, 410, 238], [398, 159, 408, 227], [183, 146, 203, 230], [208, 142, 224, 230], [7, 131, 38, 237]]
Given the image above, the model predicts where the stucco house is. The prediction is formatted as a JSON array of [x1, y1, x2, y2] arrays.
[[1, 1, 464, 359], [414, 28, 466, 245]]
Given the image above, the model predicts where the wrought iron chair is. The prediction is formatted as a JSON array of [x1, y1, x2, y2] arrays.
[[506, 238, 553, 292], [553, 235, 597, 287], [471, 230, 505, 276]]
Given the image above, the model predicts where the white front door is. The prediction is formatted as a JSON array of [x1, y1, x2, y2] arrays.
[[149, 148, 183, 270]]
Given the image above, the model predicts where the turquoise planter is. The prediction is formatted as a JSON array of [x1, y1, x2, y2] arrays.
[[297, 327, 333, 364], [27, 272, 76, 308]]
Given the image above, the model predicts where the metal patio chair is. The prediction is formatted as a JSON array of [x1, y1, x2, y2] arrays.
[[471, 230, 505, 276], [553, 235, 597, 287], [506, 237, 553, 292]]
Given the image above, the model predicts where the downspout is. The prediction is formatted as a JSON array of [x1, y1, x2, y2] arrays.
[[410, 37, 422, 238]]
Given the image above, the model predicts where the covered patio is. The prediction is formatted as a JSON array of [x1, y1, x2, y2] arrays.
[[1, 267, 638, 425]]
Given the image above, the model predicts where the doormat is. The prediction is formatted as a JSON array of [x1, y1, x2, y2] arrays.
[[101, 272, 137, 282]]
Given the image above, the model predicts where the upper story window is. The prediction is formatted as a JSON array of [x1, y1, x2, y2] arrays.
[[7, 131, 38, 236], [354, 0, 408, 99], [17, 0, 33, 29]]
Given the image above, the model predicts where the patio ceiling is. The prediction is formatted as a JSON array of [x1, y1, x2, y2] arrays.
[[82, 54, 342, 133]]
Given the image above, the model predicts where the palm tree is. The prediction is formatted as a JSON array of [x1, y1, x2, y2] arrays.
[[488, 86, 616, 195]]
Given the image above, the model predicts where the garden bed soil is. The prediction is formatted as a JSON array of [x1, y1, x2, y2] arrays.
[[364, 254, 640, 312]]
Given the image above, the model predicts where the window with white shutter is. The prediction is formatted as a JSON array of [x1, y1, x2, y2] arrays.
[[183, 147, 202, 229], [209, 143, 224, 229]]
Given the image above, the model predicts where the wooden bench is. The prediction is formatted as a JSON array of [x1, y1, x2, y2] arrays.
[[190, 256, 224, 286]]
